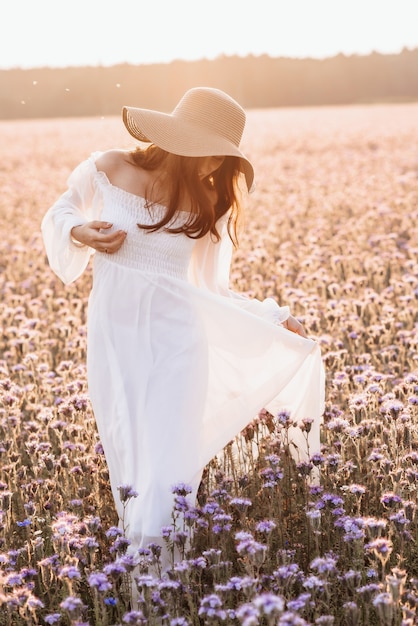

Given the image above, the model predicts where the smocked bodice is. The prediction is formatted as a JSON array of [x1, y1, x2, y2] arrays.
[[95, 183, 196, 280]]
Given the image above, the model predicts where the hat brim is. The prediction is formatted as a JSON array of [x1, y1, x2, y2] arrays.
[[122, 106, 254, 192]]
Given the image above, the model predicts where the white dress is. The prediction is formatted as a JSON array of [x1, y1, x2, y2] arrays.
[[41, 152, 325, 550]]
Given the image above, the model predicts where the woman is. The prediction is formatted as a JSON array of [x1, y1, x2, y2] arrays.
[[42, 87, 324, 565]]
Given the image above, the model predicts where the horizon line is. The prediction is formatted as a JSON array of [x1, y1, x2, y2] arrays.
[[1, 46, 417, 73]]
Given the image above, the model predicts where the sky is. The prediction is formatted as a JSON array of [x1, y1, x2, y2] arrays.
[[1, 0, 418, 70]]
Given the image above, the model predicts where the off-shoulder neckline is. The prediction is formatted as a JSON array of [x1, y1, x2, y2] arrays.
[[88, 152, 229, 224], [90, 152, 176, 212]]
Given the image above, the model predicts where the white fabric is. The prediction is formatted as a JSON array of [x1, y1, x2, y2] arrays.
[[41, 152, 325, 549]]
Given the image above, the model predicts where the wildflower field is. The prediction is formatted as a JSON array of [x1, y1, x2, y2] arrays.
[[0, 103, 417, 625]]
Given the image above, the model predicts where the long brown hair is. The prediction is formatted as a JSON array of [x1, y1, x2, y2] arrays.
[[128, 145, 243, 244]]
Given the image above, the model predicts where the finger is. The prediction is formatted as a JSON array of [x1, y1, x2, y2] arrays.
[[90, 231, 126, 249], [102, 244, 123, 254], [97, 230, 127, 243], [101, 233, 127, 254], [90, 221, 113, 230]]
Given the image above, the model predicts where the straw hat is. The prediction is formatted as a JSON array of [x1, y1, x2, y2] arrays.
[[122, 87, 254, 191]]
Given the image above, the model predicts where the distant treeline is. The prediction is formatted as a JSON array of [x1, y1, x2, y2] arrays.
[[1, 48, 418, 120]]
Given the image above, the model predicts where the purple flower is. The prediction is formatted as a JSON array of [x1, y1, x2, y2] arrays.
[[253, 593, 285, 615], [287, 592, 311, 611], [347, 484, 366, 495], [173, 495, 191, 512], [389, 510, 410, 529], [380, 492, 402, 507], [158, 579, 181, 591], [5, 572, 23, 586], [88, 571, 112, 592], [273, 563, 301, 581], [363, 517, 387, 537], [235, 602, 259, 625], [326, 418, 350, 432], [339, 516, 365, 541], [161, 526, 172, 538], [104, 597, 118, 606], [123, 610, 147, 625], [365, 538, 393, 558], [189, 556, 207, 569], [230, 497, 252, 511], [69, 499, 83, 507], [265, 454, 281, 466], [26, 595, 45, 609], [202, 549, 222, 565], [110, 536, 130, 553], [173, 530, 189, 546], [381, 398, 404, 417], [81, 536, 99, 549], [94, 442, 104, 454], [103, 561, 127, 580], [296, 461, 313, 477], [356, 583, 381, 598], [212, 513, 232, 533], [216, 576, 256, 592], [118, 485, 139, 503], [20, 568, 37, 581], [320, 493, 344, 508], [255, 519, 277, 533], [60, 596, 85, 615], [277, 410, 293, 427], [58, 565, 81, 580], [16, 518, 31, 527], [119, 554, 139, 572], [260, 466, 283, 487], [300, 417, 314, 432], [311, 453, 325, 466], [106, 526, 123, 538], [368, 450, 385, 462], [235, 532, 267, 559], [84, 515, 101, 532], [171, 482, 192, 496], [310, 555, 338, 575], [135, 574, 158, 588], [23, 501, 35, 515], [198, 594, 227, 620], [303, 575, 327, 591], [45, 614, 61, 625], [201, 501, 221, 515], [147, 542, 162, 558], [306, 509, 321, 529], [325, 454, 342, 468]]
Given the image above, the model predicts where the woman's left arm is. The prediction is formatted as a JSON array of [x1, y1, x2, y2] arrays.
[[188, 216, 307, 335]]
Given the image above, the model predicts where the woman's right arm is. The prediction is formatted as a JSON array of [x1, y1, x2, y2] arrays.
[[41, 158, 100, 284], [41, 156, 125, 285]]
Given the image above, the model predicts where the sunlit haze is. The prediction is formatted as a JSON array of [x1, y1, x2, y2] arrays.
[[2, 0, 418, 70]]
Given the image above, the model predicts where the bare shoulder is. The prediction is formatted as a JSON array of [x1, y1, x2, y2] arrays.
[[95, 149, 131, 177]]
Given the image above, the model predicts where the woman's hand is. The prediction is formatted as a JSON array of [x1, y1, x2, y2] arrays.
[[282, 315, 308, 338], [71, 222, 127, 254]]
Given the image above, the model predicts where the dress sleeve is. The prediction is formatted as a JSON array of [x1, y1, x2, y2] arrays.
[[41, 154, 103, 285], [188, 215, 290, 325]]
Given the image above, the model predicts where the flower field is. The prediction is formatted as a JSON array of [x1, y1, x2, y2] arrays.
[[0, 103, 417, 625]]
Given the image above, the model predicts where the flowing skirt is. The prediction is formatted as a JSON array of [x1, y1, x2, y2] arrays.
[[87, 259, 324, 549]]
